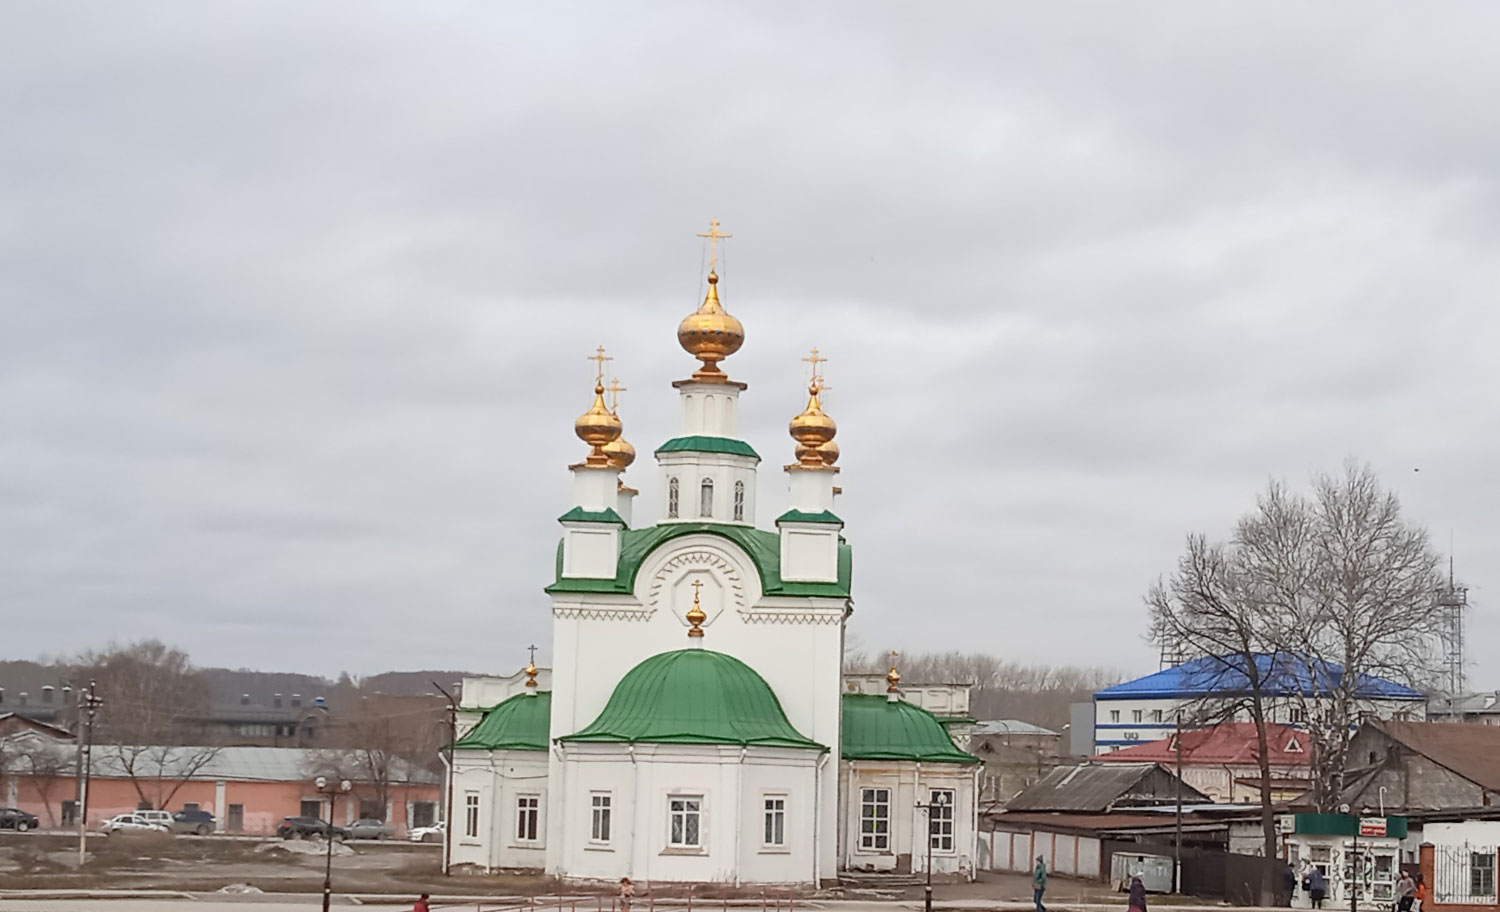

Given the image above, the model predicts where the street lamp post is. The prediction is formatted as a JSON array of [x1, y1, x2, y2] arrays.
[[915, 791, 951, 912], [316, 776, 352, 912]]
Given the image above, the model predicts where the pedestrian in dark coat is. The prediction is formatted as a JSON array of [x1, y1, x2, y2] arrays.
[[1128, 875, 1148, 912]]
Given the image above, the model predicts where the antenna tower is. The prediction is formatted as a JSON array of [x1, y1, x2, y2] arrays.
[[1437, 556, 1469, 696]]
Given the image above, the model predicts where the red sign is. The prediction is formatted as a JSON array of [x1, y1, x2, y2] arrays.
[[1359, 817, 1387, 837]]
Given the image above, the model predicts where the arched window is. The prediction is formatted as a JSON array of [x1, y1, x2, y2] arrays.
[[700, 478, 714, 518], [667, 477, 680, 518], [733, 481, 746, 522]]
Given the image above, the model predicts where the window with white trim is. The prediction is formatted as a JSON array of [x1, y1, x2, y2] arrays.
[[515, 795, 539, 842], [928, 789, 955, 851], [699, 478, 714, 518], [859, 788, 890, 851], [763, 795, 786, 847], [1109, 709, 1120, 723], [590, 793, 611, 843], [464, 792, 479, 838], [668, 796, 701, 847], [733, 481, 746, 521], [1132, 709, 1143, 723], [668, 478, 680, 518]]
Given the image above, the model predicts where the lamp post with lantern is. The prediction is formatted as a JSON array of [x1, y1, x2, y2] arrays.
[[315, 776, 352, 912], [915, 791, 951, 912]]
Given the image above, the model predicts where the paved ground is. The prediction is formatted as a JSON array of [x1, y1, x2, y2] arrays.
[[0, 901, 1290, 912]]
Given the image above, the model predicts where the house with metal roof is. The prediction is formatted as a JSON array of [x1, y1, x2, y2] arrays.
[[447, 243, 979, 884], [1092, 654, 1426, 753]]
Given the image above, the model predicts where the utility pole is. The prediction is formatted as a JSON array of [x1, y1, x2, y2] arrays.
[[76, 680, 103, 867], [1174, 712, 1184, 894], [432, 680, 459, 877]]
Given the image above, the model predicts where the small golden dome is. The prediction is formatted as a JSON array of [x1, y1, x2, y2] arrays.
[[575, 382, 622, 466], [686, 580, 708, 639], [788, 381, 837, 466], [525, 659, 539, 690], [817, 440, 839, 466], [603, 435, 636, 470], [886, 663, 901, 694], [678, 271, 745, 379]]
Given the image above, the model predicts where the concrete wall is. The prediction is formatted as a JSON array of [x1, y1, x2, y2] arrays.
[[981, 826, 1104, 881]]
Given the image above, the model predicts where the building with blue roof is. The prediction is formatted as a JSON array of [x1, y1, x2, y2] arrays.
[[1090, 653, 1426, 754]]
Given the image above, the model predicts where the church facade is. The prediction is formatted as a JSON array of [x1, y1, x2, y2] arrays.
[[448, 229, 979, 885]]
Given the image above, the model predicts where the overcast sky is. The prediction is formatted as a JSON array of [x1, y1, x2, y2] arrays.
[[3, 3, 1497, 686]]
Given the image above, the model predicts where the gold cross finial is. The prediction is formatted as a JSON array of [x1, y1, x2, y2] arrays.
[[803, 347, 830, 392], [528, 644, 537, 664], [589, 346, 612, 386], [686, 579, 707, 639], [697, 219, 733, 272], [606, 377, 627, 414]]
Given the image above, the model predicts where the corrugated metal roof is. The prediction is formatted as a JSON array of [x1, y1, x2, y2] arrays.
[[1096, 654, 1423, 701], [1094, 722, 1310, 766], [454, 692, 550, 751], [841, 695, 981, 764], [973, 720, 1058, 736], [1374, 720, 1500, 791], [1005, 762, 1210, 812]]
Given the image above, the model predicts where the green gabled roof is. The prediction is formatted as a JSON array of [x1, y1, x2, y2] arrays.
[[558, 506, 627, 526], [655, 436, 760, 459], [776, 509, 843, 525], [545, 522, 852, 599], [840, 694, 981, 764], [453, 692, 551, 751], [559, 649, 824, 750]]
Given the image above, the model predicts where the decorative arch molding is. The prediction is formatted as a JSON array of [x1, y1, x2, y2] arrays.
[[646, 548, 749, 629], [736, 608, 846, 625], [551, 605, 655, 622]]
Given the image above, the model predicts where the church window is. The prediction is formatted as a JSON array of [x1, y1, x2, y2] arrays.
[[733, 481, 745, 521], [464, 793, 480, 839], [590, 793, 612, 843], [668, 478, 680, 518], [763, 795, 786, 847], [699, 478, 714, 518], [859, 788, 890, 851], [668, 796, 701, 847], [516, 795, 540, 842], [928, 789, 955, 852]]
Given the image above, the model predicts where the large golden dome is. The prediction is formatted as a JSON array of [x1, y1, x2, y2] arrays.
[[677, 271, 745, 379], [575, 382, 622, 466], [788, 381, 837, 467]]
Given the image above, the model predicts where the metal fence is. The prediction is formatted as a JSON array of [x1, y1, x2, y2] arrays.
[[1434, 843, 1499, 905], [472, 894, 800, 912]]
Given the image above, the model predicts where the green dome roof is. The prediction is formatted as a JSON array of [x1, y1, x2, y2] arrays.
[[560, 649, 824, 750], [841, 694, 981, 764], [453, 692, 551, 751]]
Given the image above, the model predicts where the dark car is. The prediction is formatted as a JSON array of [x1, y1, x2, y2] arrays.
[[276, 816, 348, 840], [170, 809, 217, 835], [0, 808, 39, 832]]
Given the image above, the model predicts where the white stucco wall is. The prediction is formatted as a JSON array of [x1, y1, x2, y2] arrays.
[[838, 760, 979, 879], [449, 749, 550, 872]]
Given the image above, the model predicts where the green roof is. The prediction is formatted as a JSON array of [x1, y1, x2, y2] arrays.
[[453, 692, 551, 751], [559, 649, 824, 750], [558, 506, 627, 526], [840, 694, 982, 764], [655, 436, 760, 459], [545, 522, 852, 599], [776, 509, 843, 525]]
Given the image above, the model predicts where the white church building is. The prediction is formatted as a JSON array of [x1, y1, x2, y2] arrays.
[[448, 228, 980, 885]]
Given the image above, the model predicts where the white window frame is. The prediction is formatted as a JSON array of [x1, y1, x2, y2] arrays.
[[667, 477, 679, 518], [1109, 709, 1120, 723], [699, 478, 714, 519], [590, 792, 612, 845], [463, 792, 479, 839], [733, 481, 746, 521], [668, 795, 703, 848], [762, 794, 787, 849], [928, 788, 955, 853], [515, 794, 540, 843], [1132, 709, 1143, 723], [859, 787, 891, 852]]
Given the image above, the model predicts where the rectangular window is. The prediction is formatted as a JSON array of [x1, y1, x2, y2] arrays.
[[1472, 853, 1496, 898], [1109, 710, 1120, 723], [464, 793, 480, 838], [183, 802, 200, 812], [763, 796, 786, 847], [300, 799, 323, 819], [1152, 709, 1163, 723], [516, 795, 540, 842], [591, 793, 612, 843], [1132, 709, 1143, 723], [928, 789, 955, 852], [668, 796, 701, 847], [859, 787, 890, 851]]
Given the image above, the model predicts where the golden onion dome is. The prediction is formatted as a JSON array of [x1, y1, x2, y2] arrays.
[[788, 382, 837, 465], [575, 382, 622, 465], [677, 271, 745, 378], [817, 439, 839, 466], [602, 434, 636, 470], [886, 663, 901, 693]]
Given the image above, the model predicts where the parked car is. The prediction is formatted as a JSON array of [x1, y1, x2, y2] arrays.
[[100, 813, 169, 835], [408, 820, 445, 843], [170, 809, 217, 835], [276, 816, 348, 840], [347, 818, 395, 840], [135, 810, 173, 828], [0, 808, 39, 832]]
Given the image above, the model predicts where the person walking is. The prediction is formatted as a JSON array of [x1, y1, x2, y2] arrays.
[[1397, 873, 1417, 912], [413, 893, 431, 912], [1308, 867, 1327, 909], [1128, 875, 1148, 912], [620, 877, 634, 912], [1033, 855, 1049, 912]]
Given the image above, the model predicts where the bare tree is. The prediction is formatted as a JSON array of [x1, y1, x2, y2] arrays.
[[313, 691, 446, 820]]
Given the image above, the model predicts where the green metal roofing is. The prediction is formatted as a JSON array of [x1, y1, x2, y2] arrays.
[[545, 522, 852, 598], [559, 649, 825, 750], [558, 506, 627, 526], [655, 436, 760, 459], [840, 694, 982, 764], [776, 509, 843, 525], [453, 692, 551, 751]]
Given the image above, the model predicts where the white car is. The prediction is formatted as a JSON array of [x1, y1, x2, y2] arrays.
[[100, 813, 169, 835], [135, 810, 173, 827], [408, 820, 445, 843]]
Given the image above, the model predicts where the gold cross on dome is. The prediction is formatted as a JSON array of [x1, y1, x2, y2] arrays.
[[697, 219, 733, 271], [527, 644, 537, 664], [803, 347, 830, 391], [588, 346, 612, 384], [691, 578, 703, 599], [606, 377, 627, 413]]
